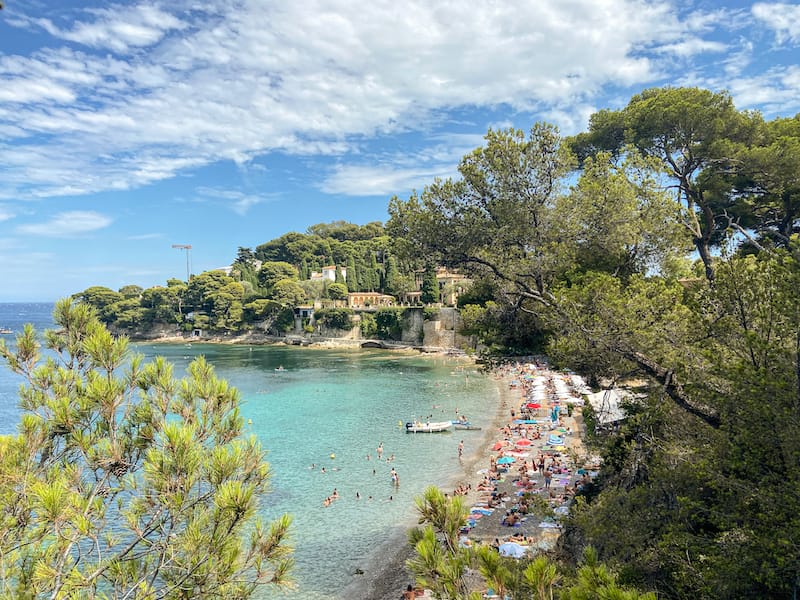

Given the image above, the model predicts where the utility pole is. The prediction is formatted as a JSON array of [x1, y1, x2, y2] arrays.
[[172, 244, 192, 281]]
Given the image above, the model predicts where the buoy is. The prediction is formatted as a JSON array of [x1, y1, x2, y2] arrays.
[[330, 453, 335, 459], [247, 418, 252, 425]]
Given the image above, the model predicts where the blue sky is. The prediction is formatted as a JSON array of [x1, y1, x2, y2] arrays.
[[1, 0, 799, 301]]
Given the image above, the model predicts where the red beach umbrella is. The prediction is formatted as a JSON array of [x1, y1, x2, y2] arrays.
[[515, 439, 533, 447], [491, 442, 505, 451]]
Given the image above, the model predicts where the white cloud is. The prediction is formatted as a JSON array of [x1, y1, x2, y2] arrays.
[[27, 4, 186, 53], [697, 64, 800, 116], [0, 0, 768, 200], [17, 211, 113, 237], [126, 233, 164, 241], [657, 37, 728, 57], [753, 2, 800, 44], [195, 186, 271, 215], [0, 206, 14, 222], [322, 164, 454, 197]]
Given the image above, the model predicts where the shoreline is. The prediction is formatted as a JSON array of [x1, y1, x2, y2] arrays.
[[343, 364, 514, 600], [127, 330, 466, 356], [346, 360, 591, 600]]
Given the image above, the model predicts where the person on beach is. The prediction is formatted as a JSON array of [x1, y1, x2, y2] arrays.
[[391, 467, 399, 486], [377, 442, 383, 459], [403, 584, 416, 599], [544, 469, 552, 489], [458, 440, 464, 458]]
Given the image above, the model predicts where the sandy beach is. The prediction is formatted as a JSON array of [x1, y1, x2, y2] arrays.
[[345, 359, 592, 599]]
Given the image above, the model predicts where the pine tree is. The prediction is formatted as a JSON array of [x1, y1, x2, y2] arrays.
[[0, 300, 293, 598]]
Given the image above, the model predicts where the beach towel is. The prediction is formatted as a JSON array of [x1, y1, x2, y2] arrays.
[[471, 508, 494, 515]]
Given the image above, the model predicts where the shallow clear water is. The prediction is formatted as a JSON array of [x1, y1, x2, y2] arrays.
[[0, 304, 498, 599]]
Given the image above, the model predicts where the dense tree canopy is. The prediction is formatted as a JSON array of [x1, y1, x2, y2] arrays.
[[390, 87, 800, 598]]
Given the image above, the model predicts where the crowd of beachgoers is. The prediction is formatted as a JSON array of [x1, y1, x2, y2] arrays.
[[349, 358, 601, 599], [450, 359, 599, 562]]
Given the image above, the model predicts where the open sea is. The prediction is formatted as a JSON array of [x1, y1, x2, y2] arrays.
[[0, 302, 499, 599]]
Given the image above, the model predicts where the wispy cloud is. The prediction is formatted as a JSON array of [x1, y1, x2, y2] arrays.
[[17, 4, 186, 53], [17, 211, 112, 237], [126, 232, 164, 241], [752, 2, 800, 44], [195, 186, 272, 215]]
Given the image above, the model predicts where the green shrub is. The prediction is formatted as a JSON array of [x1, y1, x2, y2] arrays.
[[359, 312, 377, 338], [315, 308, 354, 330], [423, 307, 440, 321], [375, 307, 404, 340]]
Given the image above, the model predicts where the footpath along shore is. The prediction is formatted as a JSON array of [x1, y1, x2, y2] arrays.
[[348, 358, 599, 600]]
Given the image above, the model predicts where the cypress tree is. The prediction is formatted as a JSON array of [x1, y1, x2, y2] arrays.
[[421, 265, 439, 304], [346, 255, 359, 292], [384, 256, 399, 295]]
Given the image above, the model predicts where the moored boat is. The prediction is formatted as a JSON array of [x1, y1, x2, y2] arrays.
[[405, 420, 453, 433], [0, 327, 12, 334]]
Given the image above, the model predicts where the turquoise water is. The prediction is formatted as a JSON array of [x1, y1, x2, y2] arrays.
[[0, 304, 499, 599]]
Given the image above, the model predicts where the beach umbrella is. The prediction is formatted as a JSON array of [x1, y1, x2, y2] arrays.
[[515, 439, 533, 447], [491, 441, 507, 451], [498, 542, 527, 558], [497, 456, 516, 464]]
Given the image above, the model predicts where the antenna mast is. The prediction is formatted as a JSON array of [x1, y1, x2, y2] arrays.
[[171, 244, 192, 281]]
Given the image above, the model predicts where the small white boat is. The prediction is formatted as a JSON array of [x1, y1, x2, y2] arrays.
[[405, 420, 453, 433], [0, 327, 12, 334]]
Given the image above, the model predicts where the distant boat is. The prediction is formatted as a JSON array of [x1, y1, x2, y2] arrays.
[[274, 365, 286, 372], [0, 327, 12, 334], [405, 420, 452, 433]]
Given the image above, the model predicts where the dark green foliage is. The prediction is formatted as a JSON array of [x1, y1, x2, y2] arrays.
[[271, 307, 295, 333], [420, 265, 439, 304], [314, 308, 354, 331], [359, 312, 377, 338], [346, 255, 359, 291], [258, 261, 299, 292], [374, 307, 405, 340], [383, 255, 400, 295], [326, 282, 348, 300]]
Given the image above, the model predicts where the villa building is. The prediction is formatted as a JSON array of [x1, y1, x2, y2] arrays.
[[310, 265, 347, 282]]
